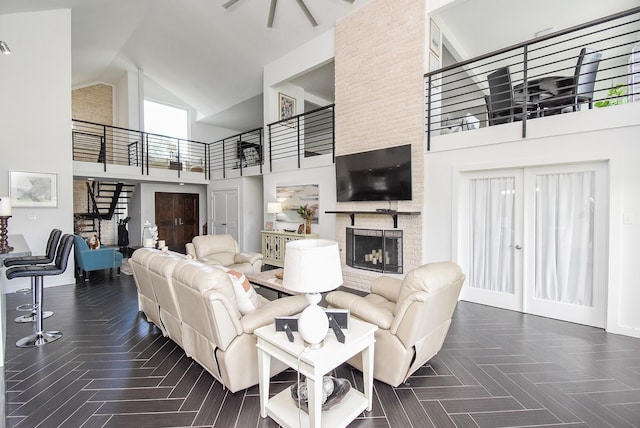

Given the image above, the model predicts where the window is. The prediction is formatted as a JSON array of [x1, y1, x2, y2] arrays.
[[143, 100, 190, 166], [143, 100, 188, 139]]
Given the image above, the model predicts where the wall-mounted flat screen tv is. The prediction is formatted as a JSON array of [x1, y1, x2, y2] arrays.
[[335, 144, 412, 202]]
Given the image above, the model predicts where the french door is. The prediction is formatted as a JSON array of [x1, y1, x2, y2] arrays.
[[459, 162, 607, 327]]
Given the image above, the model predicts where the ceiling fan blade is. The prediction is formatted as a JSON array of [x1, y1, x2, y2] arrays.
[[296, 0, 318, 27], [222, 0, 240, 9], [343, 0, 355, 3], [267, 0, 277, 28]]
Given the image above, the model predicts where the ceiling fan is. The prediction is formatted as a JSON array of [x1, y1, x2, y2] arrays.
[[223, 0, 355, 28]]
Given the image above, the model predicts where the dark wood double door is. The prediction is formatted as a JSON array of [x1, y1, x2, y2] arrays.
[[155, 192, 199, 253]]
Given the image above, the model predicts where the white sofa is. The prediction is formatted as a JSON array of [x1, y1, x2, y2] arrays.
[[130, 248, 307, 392], [185, 234, 263, 275]]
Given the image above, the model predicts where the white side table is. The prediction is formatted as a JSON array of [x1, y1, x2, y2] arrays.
[[255, 317, 377, 428]]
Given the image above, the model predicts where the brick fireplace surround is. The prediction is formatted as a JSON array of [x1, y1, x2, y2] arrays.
[[334, 0, 426, 291]]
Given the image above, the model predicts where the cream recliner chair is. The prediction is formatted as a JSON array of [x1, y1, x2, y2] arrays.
[[185, 234, 262, 275], [171, 260, 308, 393], [325, 262, 465, 387]]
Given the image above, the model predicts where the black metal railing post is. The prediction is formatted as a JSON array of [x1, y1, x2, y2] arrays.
[[522, 45, 528, 139]]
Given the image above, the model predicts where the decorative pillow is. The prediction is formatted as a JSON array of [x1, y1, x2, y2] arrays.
[[214, 265, 262, 315]]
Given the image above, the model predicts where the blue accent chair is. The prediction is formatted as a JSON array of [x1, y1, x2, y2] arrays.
[[74, 234, 123, 281]]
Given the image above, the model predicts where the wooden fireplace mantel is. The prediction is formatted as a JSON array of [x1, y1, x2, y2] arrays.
[[325, 210, 420, 228]]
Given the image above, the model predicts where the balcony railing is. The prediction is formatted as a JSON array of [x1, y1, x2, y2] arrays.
[[267, 104, 335, 171], [73, 104, 337, 180], [209, 127, 264, 179], [424, 6, 640, 149], [72, 119, 209, 178]]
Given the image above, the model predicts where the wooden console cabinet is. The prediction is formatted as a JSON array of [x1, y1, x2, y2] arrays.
[[260, 230, 319, 267]]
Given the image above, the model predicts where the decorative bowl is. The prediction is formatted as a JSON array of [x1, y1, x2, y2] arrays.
[[290, 376, 351, 412]]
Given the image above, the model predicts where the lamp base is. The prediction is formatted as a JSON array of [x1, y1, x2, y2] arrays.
[[298, 293, 329, 349], [0, 215, 12, 253]]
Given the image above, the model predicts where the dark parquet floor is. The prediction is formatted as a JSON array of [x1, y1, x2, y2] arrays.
[[3, 269, 640, 427]]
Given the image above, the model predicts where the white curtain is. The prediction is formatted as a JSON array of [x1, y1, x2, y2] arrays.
[[469, 177, 515, 293], [535, 172, 594, 306]]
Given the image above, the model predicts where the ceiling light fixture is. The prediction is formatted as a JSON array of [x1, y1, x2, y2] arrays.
[[223, 0, 353, 28], [0, 41, 12, 55]]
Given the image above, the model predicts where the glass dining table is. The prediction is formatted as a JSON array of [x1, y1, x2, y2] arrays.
[[514, 75, 574, 115]]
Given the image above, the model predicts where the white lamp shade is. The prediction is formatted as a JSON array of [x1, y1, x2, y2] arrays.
[[267, 202, 282, 214], [282, 239, 343, 293]]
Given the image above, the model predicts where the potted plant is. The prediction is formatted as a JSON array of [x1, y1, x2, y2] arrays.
[[297, 204, 317, 234], [595, 84, 628, 108]]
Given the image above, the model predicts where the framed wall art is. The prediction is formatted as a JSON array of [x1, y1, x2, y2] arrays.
[[429, 18, 441, 57], [10, 171, 58, 207], [276, 184, 319, 224], [278, 92, 296, 126]]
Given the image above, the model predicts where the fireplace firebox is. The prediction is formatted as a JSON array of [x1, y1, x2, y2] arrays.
[[346, 227, 403, 274]]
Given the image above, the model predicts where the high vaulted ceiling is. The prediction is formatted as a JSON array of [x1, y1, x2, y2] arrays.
[[0, 0, 366, 131], [0, 0, 637, 133]]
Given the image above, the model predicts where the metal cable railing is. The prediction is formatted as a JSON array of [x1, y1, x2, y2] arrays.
[[73, 105, 336, 178], [425, 7, 640, 149], [72, 120, 209, 178], [209, 127, 263, 179], [267, 104, 335, 171]]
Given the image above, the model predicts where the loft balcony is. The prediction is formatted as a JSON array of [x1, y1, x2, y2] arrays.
[[424, 6, 640, 150], [72, 104, 336, 183]]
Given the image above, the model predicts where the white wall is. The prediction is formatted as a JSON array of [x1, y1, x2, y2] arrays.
[[424, 102, 640, 338], [264, 29, 335, 126], [209, 176, 264, 253], [0, 9, 74, 292]]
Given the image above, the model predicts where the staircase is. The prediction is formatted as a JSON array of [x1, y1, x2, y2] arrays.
[[74, 181, 136, 240]]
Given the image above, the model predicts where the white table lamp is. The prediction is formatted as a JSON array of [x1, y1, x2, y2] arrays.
[[267, 202, 282, 228], [282, 239, 343, 349]]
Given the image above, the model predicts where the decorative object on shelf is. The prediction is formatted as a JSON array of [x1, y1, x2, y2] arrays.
[[297, 223, 305, 234], [267, 202, 282, 229], [290, 376, 351, 412], [297, 204, 317, 234], [282, 239, 342, 349], [9, 171, 57, 208], [142, 220, 158, 248]]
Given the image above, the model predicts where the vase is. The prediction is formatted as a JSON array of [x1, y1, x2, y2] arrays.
[[305, 218, 312, 234]]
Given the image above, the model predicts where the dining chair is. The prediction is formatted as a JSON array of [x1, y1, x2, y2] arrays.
[[539, 47, 603, 115], [486, 66, 534, 125]]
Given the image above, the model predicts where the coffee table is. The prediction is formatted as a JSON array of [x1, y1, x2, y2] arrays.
[[255, 317, 377, 428], [246, 268, 296, 297]]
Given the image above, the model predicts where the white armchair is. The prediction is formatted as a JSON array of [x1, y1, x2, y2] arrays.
[[185, 234, 263, 275], [326, 262, 465, 387]]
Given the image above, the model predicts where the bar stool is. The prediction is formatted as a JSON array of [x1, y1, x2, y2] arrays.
[[6, 233, 74, 347], [3, 229, 61, 323]]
